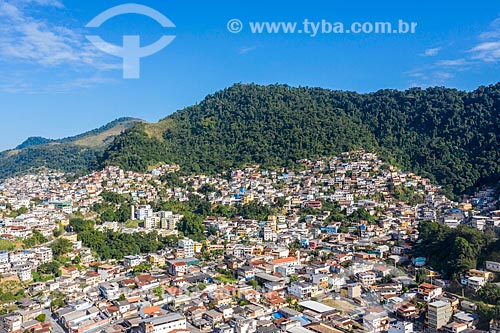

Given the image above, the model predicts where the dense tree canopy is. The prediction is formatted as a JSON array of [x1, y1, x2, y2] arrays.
[[50, 238, 74, 260], [77, 229, 174, 260], [93, 191, 131, 223], [414, 221, 496, 278]]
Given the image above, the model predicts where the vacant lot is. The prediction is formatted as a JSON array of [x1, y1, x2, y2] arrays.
[[322, 297, 358, 312]]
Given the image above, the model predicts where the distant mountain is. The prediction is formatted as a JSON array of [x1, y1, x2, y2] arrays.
[[16, 137, 54, 149], [0, 117, 145, 178], [100, 83, 500, 197]]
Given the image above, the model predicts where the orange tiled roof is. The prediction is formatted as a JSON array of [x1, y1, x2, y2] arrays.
[[142, 306, 161, 315], [273, 257, 297, 265]]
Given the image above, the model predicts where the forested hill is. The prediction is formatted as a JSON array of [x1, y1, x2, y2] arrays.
[[0, 117, 144, 178], [100, 83, 500, 197]]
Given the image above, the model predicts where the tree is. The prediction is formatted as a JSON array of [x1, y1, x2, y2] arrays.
[[101, 191, 127, 204], [153, 286, 164, 299], [415, 221, 488, 278], [68, 217, 94, 232], [37, 261, 61, 277], [51, 296, 65, 310], [0, 240, 16, 251], [163, 235, 179, 247], [50, 238, 73, 260], [348, 208, 376, 224], [178, 216, 205, 241], [23, 230, 48, 248], [53, 222, 64, 237], [133, 263, 152, 275], [73, 255, 81, 265], [451, 237, 476, 276], [478, 284, 500, 305], [116, 205, 131, 223], [118, 293, 126, 301], [416, 268, 428, 284], [35, 313, 46, 322], [247, 279, 258, 289], [77, 229, 172, 260], [3, 84, 500, 198]]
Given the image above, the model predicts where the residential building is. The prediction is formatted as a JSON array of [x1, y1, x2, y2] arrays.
[[428, 300, 452, 332], [33, 247, 53, 264], [136, 205, 153, 221], [363, 311, 390, 332], [418, 283, 442, 302], [388, 322, 413, 333], [14, 263, 32, 281], [124, 255, 143, 267], [358, 272, 376, 286], [468, 269, 494, 281], [467, 276, 485, 290], [139, 313, 186, 333], [347, 283, 362, 299], [98, 282, 120, 300], [178, 238, 195, 259]]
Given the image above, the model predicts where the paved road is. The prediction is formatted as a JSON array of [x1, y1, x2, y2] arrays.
[[42, 308, 65, 333]]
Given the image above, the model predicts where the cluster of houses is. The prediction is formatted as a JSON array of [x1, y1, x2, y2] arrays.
[[0, 151, 499, 333]]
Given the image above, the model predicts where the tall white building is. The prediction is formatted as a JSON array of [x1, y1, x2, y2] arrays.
[[428, 300, 452, 332], [136, 205, 153, 221], [178, 238, 195, 258]]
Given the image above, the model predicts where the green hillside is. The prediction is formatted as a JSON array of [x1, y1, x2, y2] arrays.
[[100, 83, 500, 197]]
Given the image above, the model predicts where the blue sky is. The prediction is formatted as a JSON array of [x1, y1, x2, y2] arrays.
[[1, 0, 500, 151]]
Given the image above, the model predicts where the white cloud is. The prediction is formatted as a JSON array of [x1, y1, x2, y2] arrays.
[[436, 58, 470, 67], [404, 68, 454, 87], [0, 0, 119, 93], [468, 41, 500, 62], [408, 14, 500, 87], [0, 72, 118, 94], [238, 46, 257, 55], [17, 0, 64, 7], [479, 16, 500, 39], [422, 47, 442, 57], [468, 13, 500, 63], [0, 1, 112, 67], [433, 71, 454, 80]]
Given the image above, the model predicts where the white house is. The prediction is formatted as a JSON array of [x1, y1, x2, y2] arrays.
[[388, 322, 413, 333]]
